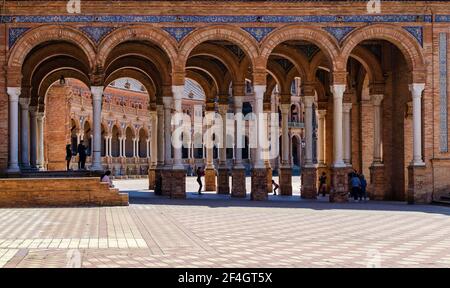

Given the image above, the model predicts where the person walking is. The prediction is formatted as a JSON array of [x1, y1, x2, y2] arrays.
[[196, 166, 204, 195], [359, 174, 367, 201], [66, 144, 73, 171], [318, 172, 327, 197], [350, 173, 362, 201], [77, 142, 87, 170], [272, 180, 279, 195]]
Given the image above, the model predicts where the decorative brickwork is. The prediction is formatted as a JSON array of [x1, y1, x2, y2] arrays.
[[148, 167, 156, 190], [407, 165, 431, 204], [251, 168, 268, 201], [301, 167, 317, 199], [170, 170, 186, 199], [217, 167, 230, 194], [204, 168, 216, 192], [369, 164, 385, 200], [279, 167, 292, 196], [329, 167, 349, 203]]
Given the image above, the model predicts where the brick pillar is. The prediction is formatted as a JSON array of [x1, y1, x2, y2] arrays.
[[204, 168, 216, 191], [171, 169, 186, 199], [279, 167, 292, 195], [148, 167, 156, 190], [407, 165, 431, 204], [369, 164, 385, 200], [161, 169, 171, 196], [301, 166, 317, 199], [251, 168, 268, 200], [317, 166, 330, 195], [217, 167, 230, 194], [266, 165, 273, 193], [232, 168, 246, 198], [154, 167, 163, 195], [329, 167, 349, 203]]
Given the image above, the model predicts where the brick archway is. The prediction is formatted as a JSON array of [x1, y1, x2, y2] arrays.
[[259, 25, 341, 72], [97, 25, 179, 71], [340, 24, 426, 82], [178, 25, 260, 73], [7, 25, 96, 86]]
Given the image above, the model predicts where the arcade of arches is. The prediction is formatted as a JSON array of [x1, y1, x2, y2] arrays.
[[1, 0, 450, 204]]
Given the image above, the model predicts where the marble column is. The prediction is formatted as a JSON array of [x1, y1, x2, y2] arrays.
[[217, 104, 229, 194], [301, 96, 317, 199], [154, 105, 165, 194], [342, 102, 352, 166], [7, 87, 21, 173], [204, 110, 216, 192], [170, 85, 186, 199], [90, 86, 104, 171], [29, 106, 38, 169], [232, 97, 246, 197], [251, 85, 268, 200], [36, 112, 45, 170], [317, 110, 327, 166], [329, 84, 348, 203], [409, 84, 425, 166], [162, 97, 172, 169], [19, 98, 30, 168], [279, 103, 292, 196]]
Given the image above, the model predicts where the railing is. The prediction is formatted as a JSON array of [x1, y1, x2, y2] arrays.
[[288, 122, 305, 128]]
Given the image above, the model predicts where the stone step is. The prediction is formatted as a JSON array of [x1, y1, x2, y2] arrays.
[[3, 170, 103, 178]]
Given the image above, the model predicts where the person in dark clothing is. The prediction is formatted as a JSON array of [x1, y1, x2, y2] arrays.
[[359, 174, 367, 201], [318, 172, 327, 197], [196, 167, 205, 194], [272, 180, 279, 195], [77, 142, 87, 170], [66, 144, 73, 171], [350, 174, 362, 201]]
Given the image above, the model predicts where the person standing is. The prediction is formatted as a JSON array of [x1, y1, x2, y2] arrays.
[[359, 174, 367, 201], [196, 167, 205, 195], [318, 172, 327, 197], [66, 144, 73, 171], [77, 142, 87, 170], [350, 173, 362, 201]]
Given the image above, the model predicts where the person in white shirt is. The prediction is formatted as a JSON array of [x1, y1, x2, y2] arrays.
[[100, 170, 114, 188]]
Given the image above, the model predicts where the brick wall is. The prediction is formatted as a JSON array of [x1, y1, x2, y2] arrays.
[[0, 25, 8, 171]]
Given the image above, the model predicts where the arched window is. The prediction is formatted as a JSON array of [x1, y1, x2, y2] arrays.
[[138, 129, 148, 158], [125, 127, 134, 158], [111, 125, 120, 157]]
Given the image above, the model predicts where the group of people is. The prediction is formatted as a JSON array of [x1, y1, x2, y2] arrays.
[[349, 170, 368, 201], [65, 143, 88, 171]]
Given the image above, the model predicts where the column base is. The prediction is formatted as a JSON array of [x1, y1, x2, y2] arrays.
[[170, 169, 186, 199], [251, 168, 268, 201], [301, 166, 317, 199], [232, 168, 246, 198], [266, 166, 273, 194], [279, 167, 292, 196], [369, 163, 385, 200], [154, 166, 163, 195], [7, 164, 20, 174], [217, 167, 230, 194], [204, 167, 216, 192], [329, 167, 349, 203], [407, 165, 431, 204], [148, 167, 156, 190]]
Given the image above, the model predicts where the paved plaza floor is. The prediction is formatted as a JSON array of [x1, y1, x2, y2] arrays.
[[0, 177, 449, 268]]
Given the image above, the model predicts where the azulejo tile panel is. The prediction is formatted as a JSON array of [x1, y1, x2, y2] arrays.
[[242, 27, 275, 42], [162, 27, 195, 42], [403, 26, 423, 47], [323, 27, 355, 42], [80, 26, 115, 43], [8, 27, 31, 48]]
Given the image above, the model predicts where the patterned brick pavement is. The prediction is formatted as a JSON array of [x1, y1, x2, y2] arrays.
[[0, 179, 449, 268]]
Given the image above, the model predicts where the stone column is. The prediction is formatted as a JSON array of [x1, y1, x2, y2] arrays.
[[217, 104, 230, 194], [146, 139, 150, 158], [161, 97, 173, 196], [409, 84, 425, 166], [317, 110, 326, 166], [251, 85, 268, 200], [407, 83, 427, 204], [29, 106, 38, 169], [279, 103, 292, 196], [204, 109, 216, 192], [342, 102, 352, 166], [301, 96, 317, 199], [36, 112, 45, 170], [132, 138, 137, 158], [19, 98, 30, 168], [154, 105, 165, 194], [7, 87, 21, 173], [232, 97, 246, 197], [329, 84, 348, 202], [119, 137, 123, 157], [108, 137, 112, 157], [90, 86, 104, 171], [369, 94, 385, 200], [170, 85, 186, 199]]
